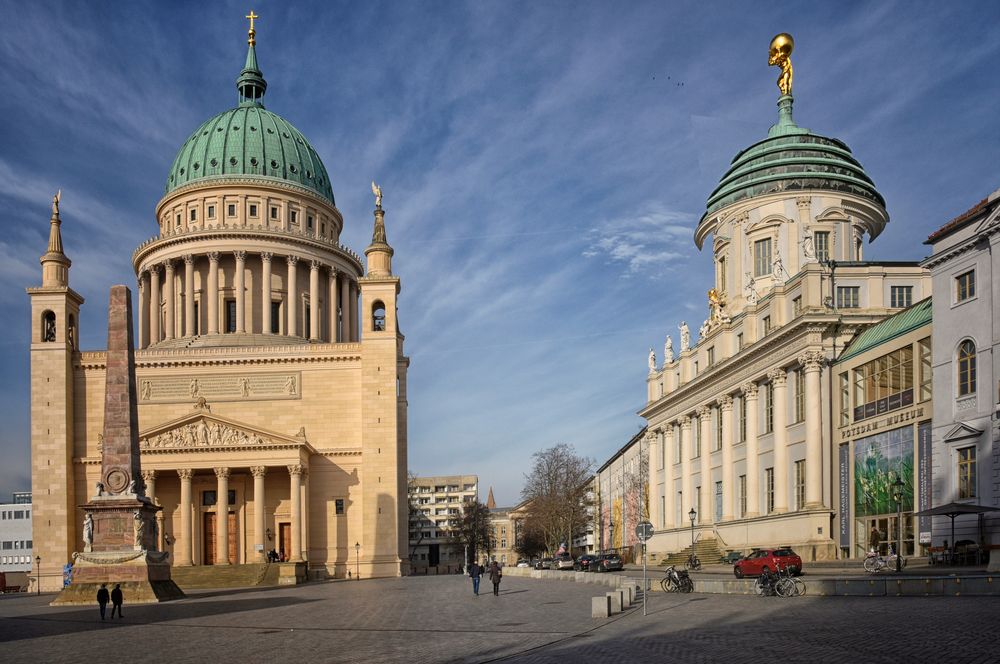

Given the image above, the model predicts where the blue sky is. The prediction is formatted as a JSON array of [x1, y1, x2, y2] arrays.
[[1, 1, 998, 506]]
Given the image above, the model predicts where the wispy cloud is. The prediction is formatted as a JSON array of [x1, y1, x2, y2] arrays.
[[584, 203, 695, 277]]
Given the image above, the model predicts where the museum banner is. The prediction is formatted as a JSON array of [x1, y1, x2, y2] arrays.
[[839, 443, 850, 548], [917, 421, 932, 544]]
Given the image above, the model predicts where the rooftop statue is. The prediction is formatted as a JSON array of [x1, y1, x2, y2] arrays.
[[664, 335, 674, 365], [679, 322, 690, 351], [648, 348, 656, 374], [768, 33, 794, 96], [371, 181, 383, 209]]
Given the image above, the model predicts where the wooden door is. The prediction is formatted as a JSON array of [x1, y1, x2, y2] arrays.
[[203, 513, 216, 565], [279, 523, 291, 561], [227, 511, 238, 564]]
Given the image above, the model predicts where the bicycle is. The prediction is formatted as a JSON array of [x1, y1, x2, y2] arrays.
[[686, 553, 702, 571], [863, 547, 907, 574], [660, 565, 694, 593], [774, 565, 805, 597]]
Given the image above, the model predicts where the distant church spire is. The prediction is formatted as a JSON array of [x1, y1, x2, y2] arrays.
[[40, 190, 71, 288], [364, 182, 394, 277], [486, 486, 496, 510]]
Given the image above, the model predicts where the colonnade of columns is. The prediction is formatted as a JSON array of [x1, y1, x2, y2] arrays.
[[137, 252, 359, 348], [142, 465, 309, 566], [647, 351, 826, 530]]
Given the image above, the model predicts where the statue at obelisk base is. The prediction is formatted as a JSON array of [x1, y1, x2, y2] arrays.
[[52, 286, 184, 605]]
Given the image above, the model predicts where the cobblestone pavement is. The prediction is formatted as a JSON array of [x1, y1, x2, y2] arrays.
[[0, 576, 997, 663]]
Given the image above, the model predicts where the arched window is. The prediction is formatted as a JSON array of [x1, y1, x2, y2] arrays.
[[958, 340, 976, 396], [372, 300, 386, 332], [67, 314, 76, 350], [41, 311, 56, 342]]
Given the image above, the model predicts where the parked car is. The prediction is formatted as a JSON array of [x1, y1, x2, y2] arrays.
[[593, 553, 624, 572], [516, 559, 531, 568], [721, 551, 744, 565], [553, 553, 575, 570], [733, 547, 803, 578], [574, 554, 598, 571], [535, 557, 554, 570]]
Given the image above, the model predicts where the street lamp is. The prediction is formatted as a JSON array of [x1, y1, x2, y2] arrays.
[[892, 475, 905, 572], [689, 507, 697, 549], [608, 522, 615, 553], [354, 542, 360, 580], [35, 555, 41, 595]]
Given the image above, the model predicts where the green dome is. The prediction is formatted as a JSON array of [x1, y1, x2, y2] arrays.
[[163, 42, 335, 205], [701, 96, 883, 222]]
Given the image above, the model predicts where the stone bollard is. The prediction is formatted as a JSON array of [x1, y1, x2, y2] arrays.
[[606, 590, 622, 614], [616, 588, 628, 609], [623, 583, 636, 606], [592, 595, 611, 618]]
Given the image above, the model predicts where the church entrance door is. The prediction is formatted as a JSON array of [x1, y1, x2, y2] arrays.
[[279, 523, 291, 561], [203, 512, 238, 564]]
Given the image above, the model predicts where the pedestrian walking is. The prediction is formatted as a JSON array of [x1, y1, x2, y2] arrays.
[[469, 561, 482, 595], [489, 561, 502, 596], [110, 583, 124, 619], [869, 525, 881, 554], [96, 583, 110, 620]]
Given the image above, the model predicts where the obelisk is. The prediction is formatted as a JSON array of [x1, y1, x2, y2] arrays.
[[52, 285, 183, 604]]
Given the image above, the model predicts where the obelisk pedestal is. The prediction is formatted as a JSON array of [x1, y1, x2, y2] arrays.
[[51, 286, 184, 605]]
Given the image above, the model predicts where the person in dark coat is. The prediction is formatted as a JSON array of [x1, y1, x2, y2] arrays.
[[469, 561, 482, 595], [489, 561, 502, 596], [110, 583, 124, 619], [869, 525, 881, 555], [96, 583, 110, 620]]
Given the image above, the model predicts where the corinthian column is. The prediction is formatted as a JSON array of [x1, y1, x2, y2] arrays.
[[663, 425, 675, 529], [214, 467, 231, 565], [720, 395, 734, 521], [698, 406, 713, 524], [287, 256, 299, 337], [234, 251, 247, 334], [176, 468, 193, 566], [647, 431, 661, 530], [680, 416, 693, 523], [183, 255, 195, 337], [251, 466, 267, 561], [261, 253, 273, 334], [328, 268, 339, 342], [741, 382, 760, 518], [769, 369, 789, 513], [309, 260, 321, 341], [288, 464, 304, 562], [207, 252, 220, 335], [163, 260, 175, 340], [799, 351, 826, 508]]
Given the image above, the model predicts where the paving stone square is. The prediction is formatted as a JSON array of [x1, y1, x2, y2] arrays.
[[1, 576, 997, 663]]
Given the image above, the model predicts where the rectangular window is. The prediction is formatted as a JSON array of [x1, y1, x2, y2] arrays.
[[793, 367, 805, 423], [890, 286, 913, 308], [335, 499, 345, 515], [207, 205, 216, 219], [815, 231, 830, 263], [694, 418, 701, 458], [762, 316, 771, 335], [203, 491, 217, 506], [308, 215, 314, 230], [956, 270, 975, 302], [794, 460, 806, 510], [225, 299, 237, 333], [836, 286, 860, 308], [271, 206, 279, 220], [715, 408, 723, 451], [271, 302, 281, 334], [249, 204, 258, 218], [765, 468, 775, 514], [189, 209, 197, 222], [738, 475, 747, 518], [792, 296, 802, 316], [918, 337, 932, 402], [290, 210, 298, 224], [321, 222, 326, 237], [739, 397, 747, 443], [193, 303, 200, 335], [304, 304, 311, 337], [851, 346, 914, 421], [175, 213, 181, 226], [958, 447, 976, 499], [227, 203, 236, 217], [764, 382, 774, 433], [754, 238, 772, 277], [839, 371, 850, 426], [707, 347, 715, 367]]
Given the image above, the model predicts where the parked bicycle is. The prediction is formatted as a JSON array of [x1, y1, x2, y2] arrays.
[[753, 565, 805, 597], [686, 553, 702, 571], [863, 546, 907, 574], [661, 565, 694, 593]]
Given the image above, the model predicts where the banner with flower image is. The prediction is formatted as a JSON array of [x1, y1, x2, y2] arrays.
[[854, 426, 914, 516]]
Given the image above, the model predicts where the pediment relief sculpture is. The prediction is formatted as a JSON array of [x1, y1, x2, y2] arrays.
[[138, 413, 307, 452]]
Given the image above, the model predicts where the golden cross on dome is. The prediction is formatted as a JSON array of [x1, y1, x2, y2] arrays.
[[246, 10, 259, 44]]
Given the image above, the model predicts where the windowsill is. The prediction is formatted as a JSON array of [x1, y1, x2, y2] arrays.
[[951, 295, 978, 309]]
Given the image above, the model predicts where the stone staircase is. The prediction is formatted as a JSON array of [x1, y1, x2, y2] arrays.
[[658, 537, 725, 567], [170, 563, 279, 589]]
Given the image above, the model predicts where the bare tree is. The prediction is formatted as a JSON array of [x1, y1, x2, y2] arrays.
[[451, 500, 491, 564], [521, 443, 594, 554]]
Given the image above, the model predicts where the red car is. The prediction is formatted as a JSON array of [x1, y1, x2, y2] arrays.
[[733, 548, 803, 578]]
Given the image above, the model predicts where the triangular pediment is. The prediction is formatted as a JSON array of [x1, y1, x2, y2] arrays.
[[973, 203, 1000, 235], [943, 422, 983, 442], [138, 404, 310, 452]]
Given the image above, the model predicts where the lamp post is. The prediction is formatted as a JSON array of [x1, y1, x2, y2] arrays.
[[354, 542, 360, 580], [892, 476, 904, 572], [35, 555, 41, 595], [689, 507, 697, 550]]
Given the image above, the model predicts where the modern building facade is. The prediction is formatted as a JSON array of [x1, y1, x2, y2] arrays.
[[0, 496, 33, 573], [832, 298, 933, 559], [638, 42, 929, 561], [922, 188, 1000, 570], [408, 475, 477, 571], [595, 428, 647, 559], [27, 22, 409, 590]]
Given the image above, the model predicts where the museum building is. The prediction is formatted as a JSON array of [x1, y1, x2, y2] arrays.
[[28, 22, 410, 590], [637, 39, 930, 561]]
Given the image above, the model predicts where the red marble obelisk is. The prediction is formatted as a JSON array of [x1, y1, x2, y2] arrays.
[[52, 286, 183, 604]]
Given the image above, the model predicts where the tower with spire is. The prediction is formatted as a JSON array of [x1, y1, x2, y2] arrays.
[[26, 193, 85, 591]]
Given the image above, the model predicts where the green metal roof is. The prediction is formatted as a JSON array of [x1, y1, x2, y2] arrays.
[[701, 95, 884, 222], [164, 42, 335, 205], [837, 297, 932, 363]]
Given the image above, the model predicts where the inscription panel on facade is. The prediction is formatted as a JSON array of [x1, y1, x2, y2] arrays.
[[138, 373, 301, 404]]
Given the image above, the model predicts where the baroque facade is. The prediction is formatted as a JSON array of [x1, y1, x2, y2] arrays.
[[28, 24, 409, 590], [639, 46, 929, 561]]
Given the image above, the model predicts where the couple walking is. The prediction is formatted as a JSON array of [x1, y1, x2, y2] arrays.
[[469, 561, 502, 596], [96, 583, 124, 620]]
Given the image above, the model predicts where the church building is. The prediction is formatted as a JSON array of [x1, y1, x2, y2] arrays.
[[28, 18, 409, 590]]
